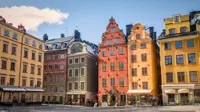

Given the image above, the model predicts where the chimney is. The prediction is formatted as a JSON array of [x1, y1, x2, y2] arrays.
[[18, 24, 26, 33], [149, 27, 157, 42], [74, 30, 81, 41], [43, 34, 48, 41]]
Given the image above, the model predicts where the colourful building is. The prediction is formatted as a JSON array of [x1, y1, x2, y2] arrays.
[[0, 16, 44, 104], [98, 17, 128, 106], [127, 23, 160, 104], [158, 11, 200, 105]]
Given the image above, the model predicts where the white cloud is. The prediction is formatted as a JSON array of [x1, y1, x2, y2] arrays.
[[0, 6, 69, 31]]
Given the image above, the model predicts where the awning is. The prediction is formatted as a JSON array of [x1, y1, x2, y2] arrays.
[[66, 91, 87, 94], [26, 88, 44, 92], [165, 89, 176, 94], [2, 87, 26, 92], [178, 89, 189, 93], [127, 89, 152, 93]]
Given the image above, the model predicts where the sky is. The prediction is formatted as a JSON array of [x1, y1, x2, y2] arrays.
[[0, 0, 200, 44]]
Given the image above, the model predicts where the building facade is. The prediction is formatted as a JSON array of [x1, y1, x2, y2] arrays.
[[127, 23, 159, 104], [0, 17, 44, 104], [98, 17, 128, 106], [66, 31, 98, 105], [158, 11, 200, 105], [43, 35, 75, 104]]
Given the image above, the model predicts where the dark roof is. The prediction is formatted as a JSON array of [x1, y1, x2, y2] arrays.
[[158, 31, 198, 40], [46, 36, 74, 44]]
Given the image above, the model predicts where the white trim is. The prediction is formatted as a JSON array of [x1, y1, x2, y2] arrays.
[[68, 82, 73, 91], [162, 84, 194, 88], [127, 89, 152, 93], [66, 91, 87, 94], [74, 81, 79, 90], [74, 57, 79, 64], [80, 67, 86, 76], [80, 56, 86, 63], [80, 81, 85, 90], [74, 68, 79, 77], [68, 58, 73, 65], [68, 68, 73, 77]]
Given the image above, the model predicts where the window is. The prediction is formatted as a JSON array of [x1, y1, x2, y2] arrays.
[[60, 87, 64, 92], [102, 51, 107, 57], [110, 78, 115, 86], [10, 77, 15, 86], [4, 29, 9, 36], [142, 82, 148, 89], [176, 54, 184, 64], [141, 53, 147, 61], [30, 80, 34, 87], [54, 87, 57, 92], [136, 34, 140, 39], [110, 50, 115, 56], [32, 40, 36, 47], [110, 62, 115, 71], [119, 78, 124, 86], [48, 65, 53, 70], [102, 63, 106, 72], [38, 67, 41, 75], [102, 78, 107, 87], [12, 33, 18, 40], [12, 45, 16, 55], [22, 79, 26, 86], [39, 44, 42, 49], [69, 69, 73, 77], [74, 58, 79, 64], [180, 27, 186, 33], [81, 68, 85, 76], [142, 67, 147, 76], [118, 49, 124, 55], [74, 68, 79, 76], [169, 28, 175, 34], [178, 72, 185, 82], [106, 40, 111, 45], [118, 62, 124, 70], [0, 77, 5, 85], [166, 72, 173, 83], [54, 64, 58, 70], [1, 60, 7, 69], [132, 68, 137, 76], [74, 82, 78, 90], [3, 43, 8, 53], [188, 53, 196, 63], [24, 49, 28, 58], [37, 81, 41, 87], [81, 57, 85, 63], [110, 27, 114, 33], [131, 45, 136, 50], [60, 73, 64, 81], [165, 55, 172, 65], [132, 82, 137, 89], [69, 59, 73, 64], [141, 44, 146, 49], [175, 41, 182, 48], [164, 42, 171, 50], [10, 62, 15, 71], [31, 66, 34, 74], [32, 51, 35, 60], [131, 55, 136, 62], [25, 38, 29, 44], [114, 38, 119, 44], [68, 83, 72, 90], [190, 71, 198, 82], [23, 64, 27, 73], [81, 82, 85, 90], [60, 64, 64, 70], [173, 15, 180, 23], [187, 40, 194, 47], [38, 54, 42, 62]]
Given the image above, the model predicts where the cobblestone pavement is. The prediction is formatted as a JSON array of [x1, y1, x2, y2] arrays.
[[0, 105, 199, 112]]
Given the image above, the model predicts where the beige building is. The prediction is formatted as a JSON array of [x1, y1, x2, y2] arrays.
[[0, 17, 44, 104]]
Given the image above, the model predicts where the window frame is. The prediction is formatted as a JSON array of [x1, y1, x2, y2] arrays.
[[175, 41, 182, 49], [187, 40, 194, 47], [176, 54, 184, 64]]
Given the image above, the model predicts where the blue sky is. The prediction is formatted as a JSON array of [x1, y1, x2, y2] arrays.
[[0, 0, 200, 44]]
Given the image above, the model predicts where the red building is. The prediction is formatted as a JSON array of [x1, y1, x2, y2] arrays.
[[98, 17, 128, 106]]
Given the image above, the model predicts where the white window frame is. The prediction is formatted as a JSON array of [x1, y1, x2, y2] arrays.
[[74, 81, 79, 90], [68, 82, 73, 91], [68, 68, 73, 77], [80, 56, 86, 63], [80, 81, 85, 90], [74, 68, 79, 77], [173, 14, 181, 23], [80, 67, 86, 76], [74, 57, 79, 64], [68, 58, 73, 65]]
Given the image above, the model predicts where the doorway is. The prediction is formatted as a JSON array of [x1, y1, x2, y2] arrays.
[[60, 96, 63, 104], [120, 95, 126, 106], [168, 94, 175, 104], [80, 95, 85, 105], [21, 94, 25, 103], [110, 95, 116, 106], [180, 93, 188, 104]]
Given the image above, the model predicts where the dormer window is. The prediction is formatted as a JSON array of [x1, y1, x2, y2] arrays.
[[180, 27, 186, 33], [173, 15, 181, 23], [110, 27, 114, 33], [169, 28, 175, 35], [52, 44, 57, 49]]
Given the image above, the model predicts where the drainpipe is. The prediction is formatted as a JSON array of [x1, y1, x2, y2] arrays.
[[18, 32, 26, 102]]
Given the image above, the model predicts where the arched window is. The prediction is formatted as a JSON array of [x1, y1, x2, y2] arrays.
[[71, 43, 83, 53]]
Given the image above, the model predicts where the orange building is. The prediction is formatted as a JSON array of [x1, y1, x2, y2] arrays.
[[98, 17, 128, 106], [127, 24, 160, 104]]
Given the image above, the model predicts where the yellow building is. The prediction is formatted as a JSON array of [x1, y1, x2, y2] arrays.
[[0, 17, 44, 104], [127, 23, 159, 104], [158, 11, 200, 105]]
